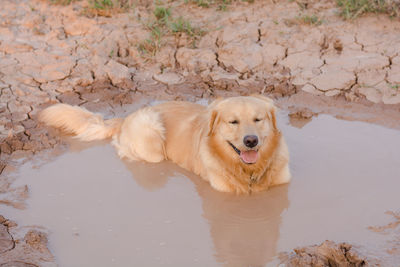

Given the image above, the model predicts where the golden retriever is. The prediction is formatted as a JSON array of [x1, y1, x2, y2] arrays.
[[40, 95, 291, 194]]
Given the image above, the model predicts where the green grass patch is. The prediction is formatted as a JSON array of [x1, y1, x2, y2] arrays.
[[388, 83, 400, 90], [49, 0, 78, 5], [337, 0, 400, 19], [90, 0, 113, 9], [170, 17, 204, 37], [83, 0, 135, 16], [298, 14, 323, 25], [138, 5, 205, 59], [185, 0, 233, 10], [284, 13, 324, 26], [153, 6, 171, 21]]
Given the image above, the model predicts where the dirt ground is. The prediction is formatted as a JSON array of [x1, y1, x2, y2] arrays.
[[1, 0, 400, 265]]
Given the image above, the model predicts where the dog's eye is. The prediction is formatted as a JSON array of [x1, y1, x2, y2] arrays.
[[229, 120, 239, 124], [254, 118, 262, 122]]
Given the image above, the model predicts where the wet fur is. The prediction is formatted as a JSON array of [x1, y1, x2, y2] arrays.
[[40, 96, 290, 194]]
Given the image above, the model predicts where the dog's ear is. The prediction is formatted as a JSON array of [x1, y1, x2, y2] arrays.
[[207, 110, 219, 136], [267, 105, 278, 131], [206, 98, 223, 136], [251, 94, 278, 131]]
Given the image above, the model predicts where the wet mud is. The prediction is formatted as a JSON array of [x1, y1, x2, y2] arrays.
[[279, 240, 371, 267], [0, 216, 53, 267], [2, 112, 400, 266]]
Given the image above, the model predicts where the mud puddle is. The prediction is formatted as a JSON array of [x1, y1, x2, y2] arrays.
[[2, 112, 400, 266]]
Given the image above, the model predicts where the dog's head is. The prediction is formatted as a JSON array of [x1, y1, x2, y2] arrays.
[[207, 95, 279, 166]]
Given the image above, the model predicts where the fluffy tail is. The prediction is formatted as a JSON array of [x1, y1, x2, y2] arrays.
[[39, 104, 123, 141]]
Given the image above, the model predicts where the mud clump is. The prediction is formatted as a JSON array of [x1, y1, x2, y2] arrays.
[[24, 230, 49, 254], [280, 240, 371, 267], [288, 106, 317, 128], [0, 215, 53, 266], [288, 107, 316, 120]]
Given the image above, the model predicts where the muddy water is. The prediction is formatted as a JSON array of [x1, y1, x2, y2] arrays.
[[3, 113, 400, 267]]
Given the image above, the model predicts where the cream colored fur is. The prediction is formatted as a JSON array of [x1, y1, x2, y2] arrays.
[[39, 104, 122, 141], [40, 96, 291, 194], [112, 107, 166, 163]]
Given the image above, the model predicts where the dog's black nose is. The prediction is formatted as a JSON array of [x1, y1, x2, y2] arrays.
[[243, 135, 258, 148]]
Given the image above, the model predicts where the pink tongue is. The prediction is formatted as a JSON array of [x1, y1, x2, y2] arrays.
[[240, 150, 259, 164]]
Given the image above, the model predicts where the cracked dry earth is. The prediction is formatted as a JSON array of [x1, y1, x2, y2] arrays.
[[1, 0, 400, 265]]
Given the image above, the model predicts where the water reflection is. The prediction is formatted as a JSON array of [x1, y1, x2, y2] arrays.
[[198, 183, 289, 267], [125, 160, 289, 267], [122, 160, 169, 191]]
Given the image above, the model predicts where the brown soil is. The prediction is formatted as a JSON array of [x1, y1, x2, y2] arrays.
[[0, 215, 53, 266], [287, 106, 318, 128], [1, 0, 400, 265], [279, 240, 372, 266], [4, 116, 400, 266]]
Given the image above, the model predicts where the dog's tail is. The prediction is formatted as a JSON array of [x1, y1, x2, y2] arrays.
[[39, 104, 123, 141]]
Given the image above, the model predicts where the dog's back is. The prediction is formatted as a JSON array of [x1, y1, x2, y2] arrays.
[[152, 102, 209, 171]]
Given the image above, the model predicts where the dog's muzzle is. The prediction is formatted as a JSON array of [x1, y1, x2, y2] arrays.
[[228, 141, 259, 164], [228, 141, 241, 155]]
